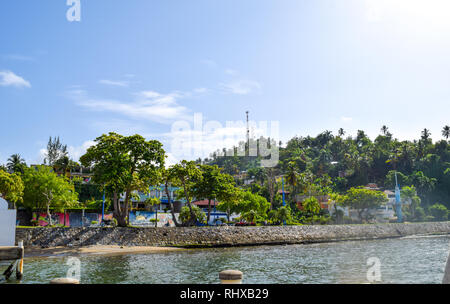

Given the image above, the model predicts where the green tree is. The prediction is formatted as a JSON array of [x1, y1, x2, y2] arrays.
[[179, 205, 206, 225], [161, 168, 182, 227], [238, 191, 271, 218], [192, 164, 235, 223], [80, 133, 165, 227], [22, 166, 78, 225], [216, 185, 243, 222], [241, 210, 258, 223], [442, 125, 450, 141], [429, 203, 448, 221], [169, 160, 203, 226], [43, 136, 68, 166], [341, 187, 388, 222], [284, 161, 300, 198], [276, 206, 292, 224], [400, 185, 421, 221], [302, 197, 321, 215], [0, 170, 24, 209], [6, 154, 26, 174]]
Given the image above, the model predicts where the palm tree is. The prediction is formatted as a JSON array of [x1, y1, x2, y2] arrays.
[[285, 161, 299, 197], [421, 128, 431, 141], [6, 154, 26, 173], [442, 125, 450, 140], [380, 125, 389, 136], [338, 128, 345, 137]]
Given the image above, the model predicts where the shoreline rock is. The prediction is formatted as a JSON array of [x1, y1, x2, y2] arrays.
[[16, 222, 450, 249]]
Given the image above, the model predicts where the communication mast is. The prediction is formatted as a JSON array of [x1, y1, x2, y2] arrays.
[[246, 111, 250, 156]]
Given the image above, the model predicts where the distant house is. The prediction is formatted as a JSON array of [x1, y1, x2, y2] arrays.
[[364, 183, 381, 191], [346, 184, 396, 222], [193, 199, 219, 209]]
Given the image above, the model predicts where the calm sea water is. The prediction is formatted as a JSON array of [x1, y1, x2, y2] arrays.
[[4, 235, 450, 284]]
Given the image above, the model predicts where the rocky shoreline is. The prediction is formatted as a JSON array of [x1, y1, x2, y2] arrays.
[[16, 221, 450, 249]]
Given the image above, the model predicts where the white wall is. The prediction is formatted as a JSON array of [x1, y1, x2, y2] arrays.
[[0, 198, 16, 246]]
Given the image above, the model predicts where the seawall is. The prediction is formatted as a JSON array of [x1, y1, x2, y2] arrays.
[[15, 221, 450, 248]]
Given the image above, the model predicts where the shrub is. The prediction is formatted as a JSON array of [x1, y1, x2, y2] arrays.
[[429, 204, 448, 221], [179, 205, 206, 225], [414, 206, 426, 222]]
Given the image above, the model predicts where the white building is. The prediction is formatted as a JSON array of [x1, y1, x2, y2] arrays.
[[0, 197, 16, 246]]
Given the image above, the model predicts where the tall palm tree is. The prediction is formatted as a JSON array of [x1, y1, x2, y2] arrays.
[[442, 125, 450, 140], [338, 128, 345, 137], [421, 128, 431, 141], [6, 154, 26, 173], [380, 125, 389, 136], [285, 161, 299, 198]]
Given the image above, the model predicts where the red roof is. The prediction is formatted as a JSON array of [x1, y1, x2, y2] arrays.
[[193, 199, 219, 207], [278, 190, 290, 194]]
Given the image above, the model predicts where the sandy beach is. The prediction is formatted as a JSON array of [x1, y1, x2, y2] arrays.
[[24, 245, 183, 258]]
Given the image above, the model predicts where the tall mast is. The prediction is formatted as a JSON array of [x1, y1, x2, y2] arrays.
[[246, 111, 250, 156]]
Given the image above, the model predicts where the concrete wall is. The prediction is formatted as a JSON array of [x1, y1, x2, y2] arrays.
[[0, 197, 16, 246], [16, 221, 450, 248]]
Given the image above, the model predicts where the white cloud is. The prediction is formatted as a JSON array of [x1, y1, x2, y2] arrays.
[[225, 69, 238, 76], [193, 88, 208, 94], [201, 59, 218, 68], [220, 79, 261, 95], [3, 54, 34, 61], [0, 70, 31, 88], [68, 141, 96, 161], [99, 79, 129, 87], [37, 140, 95, 163], [341, 116, 353, 123], [69, 89, 191, 124]]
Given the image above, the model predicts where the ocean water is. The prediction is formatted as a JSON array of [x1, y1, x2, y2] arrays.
[[3, 235, 449, 284]]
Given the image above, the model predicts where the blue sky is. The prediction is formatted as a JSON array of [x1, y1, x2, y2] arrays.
[[1, 0, 450, 165]]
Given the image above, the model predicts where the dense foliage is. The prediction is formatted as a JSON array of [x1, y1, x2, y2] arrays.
[[204, 127, 450, 214]]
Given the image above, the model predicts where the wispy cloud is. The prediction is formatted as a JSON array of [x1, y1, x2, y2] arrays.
[[225, 69, 238, 76], [193, 87, 208, 94], [341, 116, 353, 123], [3, 54, 34, 61], [0, 70, 31, 88], [68, 89, 192, 124], [201, 59, 218, 68], [220, 79, 261, 95], [38, 140, 95, 163], [99, 79, 129, 87]]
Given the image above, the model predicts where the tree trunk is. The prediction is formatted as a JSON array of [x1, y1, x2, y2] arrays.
[[46, 203, 53, 226], [165, 182, 181, 227], [43, 191, 54, 226], [112, 191, 127, 227], [182, 181, 197, 226]]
